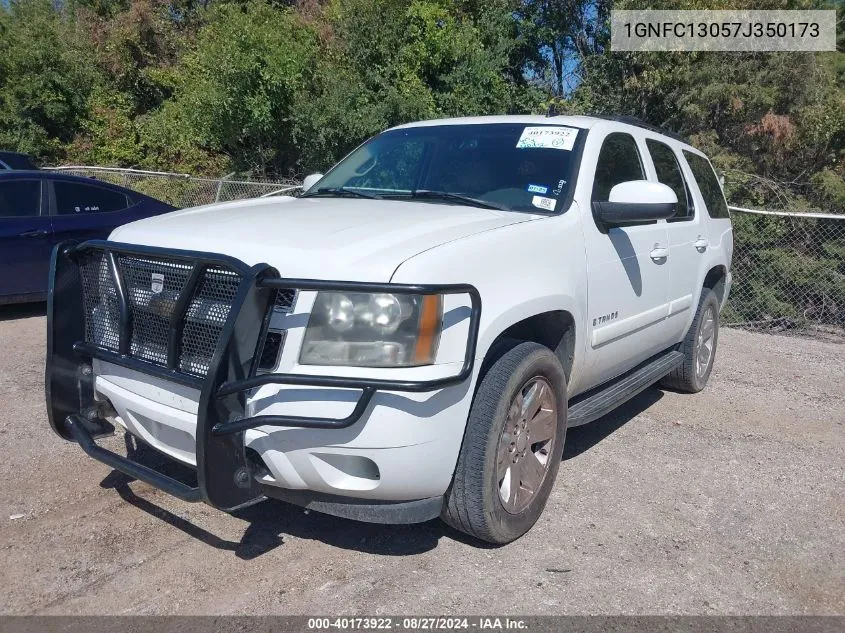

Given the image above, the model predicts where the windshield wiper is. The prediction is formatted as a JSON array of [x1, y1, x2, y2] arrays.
[[407, 190, 506, 211], [302, 187, 383, 200]]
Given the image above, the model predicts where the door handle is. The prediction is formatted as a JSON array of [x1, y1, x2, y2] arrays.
[[19, 229, 48, 238], [694, 235, 709, 251], [650, 245, 669, 261]]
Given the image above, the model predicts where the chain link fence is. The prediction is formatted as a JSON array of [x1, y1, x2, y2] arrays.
[[48, 166, 845, 337], [725, 207, 845, 336], [48, 166, 301, 208]]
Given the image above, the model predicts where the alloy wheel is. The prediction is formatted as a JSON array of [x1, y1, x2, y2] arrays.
[[496, 376, 557, 514], [695, 305, 717, 379]]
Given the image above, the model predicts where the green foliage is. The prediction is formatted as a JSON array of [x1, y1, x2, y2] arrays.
[[0, 0, 841, 204], [290, 0, 538, 171], [566, 0, 845, 215], [0, 0, 542, 174], [169, 1, 318, 174], [812, 170, 845, 211], [65, 87, 143, 166], [0, 0, 101, 161], [0, 0, 842, 326]]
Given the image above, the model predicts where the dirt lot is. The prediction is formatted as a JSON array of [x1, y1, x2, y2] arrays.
[[0, 303, 843, 615]]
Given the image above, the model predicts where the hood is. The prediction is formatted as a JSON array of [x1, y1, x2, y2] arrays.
[[109, 196, 536, 281]]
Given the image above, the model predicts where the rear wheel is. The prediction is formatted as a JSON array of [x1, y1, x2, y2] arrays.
[[442, 341, 567, 544], [661, 287, 720, 393]]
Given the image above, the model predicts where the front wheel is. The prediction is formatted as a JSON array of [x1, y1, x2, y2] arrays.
[[442, 341, 567, 544]]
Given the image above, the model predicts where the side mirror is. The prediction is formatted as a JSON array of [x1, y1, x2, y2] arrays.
[[593, 180, 677, 227], [302, 173, 324, 192]]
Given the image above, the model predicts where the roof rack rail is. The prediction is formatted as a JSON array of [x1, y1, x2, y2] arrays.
[[593, 115, 687, 143]]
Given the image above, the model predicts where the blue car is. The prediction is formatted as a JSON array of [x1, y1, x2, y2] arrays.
[[0, 170, 176, 304]]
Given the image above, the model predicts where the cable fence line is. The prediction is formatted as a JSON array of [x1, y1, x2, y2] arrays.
[[48, 166, 301, 208], [47, 165, 844, 337], [728, 206, 844, 221], [725, 206, 844, 337]]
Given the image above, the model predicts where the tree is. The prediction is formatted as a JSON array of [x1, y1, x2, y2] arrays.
[[291, 0, 541, 171], [161, 0, 319, 174], [0, 0, 101, 161]]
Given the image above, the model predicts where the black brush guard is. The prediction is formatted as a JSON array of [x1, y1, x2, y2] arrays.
[[46, 240, 481, 511]]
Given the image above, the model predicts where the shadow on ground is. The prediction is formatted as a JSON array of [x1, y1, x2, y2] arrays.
[[98, 388, 663, 558], [564, 386, 663, 460], [0, 302, 47, 321]]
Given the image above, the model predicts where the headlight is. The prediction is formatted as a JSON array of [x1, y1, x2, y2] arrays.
[[300, 292, 443, 367]]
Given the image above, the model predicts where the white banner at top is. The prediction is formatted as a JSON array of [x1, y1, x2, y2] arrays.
[[611, 10, 837, 52]]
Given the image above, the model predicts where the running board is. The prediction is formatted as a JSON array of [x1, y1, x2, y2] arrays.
[[567, 350, 684, 428]]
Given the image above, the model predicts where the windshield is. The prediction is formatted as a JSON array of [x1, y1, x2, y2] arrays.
[[306, 123, 582, 213]]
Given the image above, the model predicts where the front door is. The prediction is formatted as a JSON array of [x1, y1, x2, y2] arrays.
[[581, 131, 671, 385], [0, 179, 53, 299]]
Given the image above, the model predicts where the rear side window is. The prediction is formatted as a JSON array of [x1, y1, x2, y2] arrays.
[[54, 181, 130, 215], [646, 139, 693, 221], [0, 180, 41, 217], [591, 133, 644, 202], [683, 151, 729, 219]]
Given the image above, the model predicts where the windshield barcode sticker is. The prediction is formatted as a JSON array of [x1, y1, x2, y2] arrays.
[[532, 195, 557, 211], [517, 126, 578, 151]]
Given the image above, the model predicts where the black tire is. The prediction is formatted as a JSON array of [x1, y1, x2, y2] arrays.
[[442, 340, 567, 544], [661, 287, 720, 393]]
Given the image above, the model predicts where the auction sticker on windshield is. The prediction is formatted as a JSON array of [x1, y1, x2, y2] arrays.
[[532, 195, 556, 211], [516, 126, 578, 151]]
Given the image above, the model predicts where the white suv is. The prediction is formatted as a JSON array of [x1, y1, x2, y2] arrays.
[[46, 115, 732, 544]]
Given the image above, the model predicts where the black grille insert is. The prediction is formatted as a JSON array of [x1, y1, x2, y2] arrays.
[[257, 331, 286, 372], [273, 288, 296, 313], [79, 251, 120, 352], [254, 288, 296, 373], [118, 255, 193, 366], [179, 267, 241, 376]]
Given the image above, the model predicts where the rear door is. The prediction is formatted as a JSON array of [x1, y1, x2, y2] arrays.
[[642, 138, 703, 341], [581, 130, 672, 384], [682, 150, 733, 259], [0, 178, 53, 298], [48, 179, 135, 246]]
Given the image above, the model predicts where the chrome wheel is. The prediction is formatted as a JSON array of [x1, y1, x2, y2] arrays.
[[496, 376, 557, 514], [695, 305, 716, 379]]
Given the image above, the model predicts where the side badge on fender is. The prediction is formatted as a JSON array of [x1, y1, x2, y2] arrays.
[[593, 311, 619, 327]]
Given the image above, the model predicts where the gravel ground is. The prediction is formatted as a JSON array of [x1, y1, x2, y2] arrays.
[[0, 303, 843, 615]]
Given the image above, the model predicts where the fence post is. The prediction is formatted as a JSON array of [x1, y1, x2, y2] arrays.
[[215, 172, 236, 203]]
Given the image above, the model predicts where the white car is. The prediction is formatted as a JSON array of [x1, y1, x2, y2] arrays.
[[46, 115, 732, 544]]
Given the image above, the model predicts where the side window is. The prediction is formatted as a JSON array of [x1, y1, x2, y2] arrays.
[[54, 181, 130, 215], [683, 151, 730, 219], [591, 133, 644, 202], [0, 180, 41, 217], [646, 139, 693, 221]]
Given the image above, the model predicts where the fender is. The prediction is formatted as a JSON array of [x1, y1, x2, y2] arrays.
[[391, 212, 589, 394]]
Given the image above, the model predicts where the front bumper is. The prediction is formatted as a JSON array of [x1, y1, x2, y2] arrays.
[[46, 239, 481, 514]]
